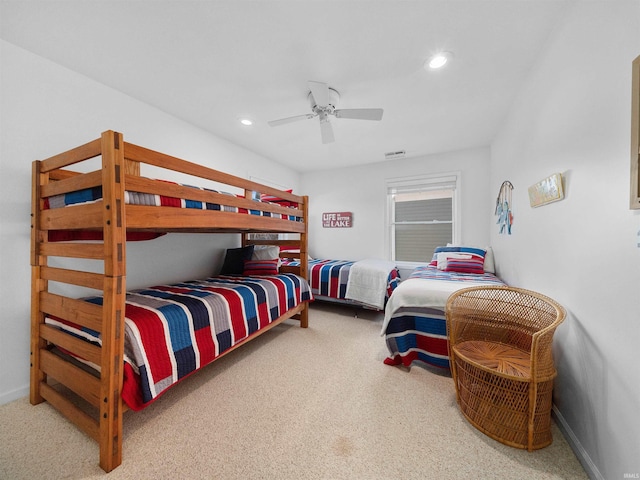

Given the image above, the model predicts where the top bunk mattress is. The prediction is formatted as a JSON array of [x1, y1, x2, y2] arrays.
[[34, 131, 307, 236], [43, 182, 303, 221]]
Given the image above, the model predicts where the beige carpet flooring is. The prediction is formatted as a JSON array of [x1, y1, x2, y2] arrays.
[[0, 303, 588, 479]]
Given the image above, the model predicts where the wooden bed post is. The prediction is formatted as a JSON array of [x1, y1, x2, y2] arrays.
[[98, 130, 127, 472], [30, 160, 47, 405], [299, 195, 309, 328]]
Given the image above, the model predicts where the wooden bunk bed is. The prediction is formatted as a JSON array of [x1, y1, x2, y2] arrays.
[[30, 130, 310, 472]]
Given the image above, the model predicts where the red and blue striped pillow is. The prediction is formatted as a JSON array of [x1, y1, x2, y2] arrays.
[[430, 246, 486, 275], [443, 255, 485, 274], [243, 259, 279, 275]]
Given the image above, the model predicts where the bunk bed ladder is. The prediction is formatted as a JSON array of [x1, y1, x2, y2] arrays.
[[30, 131, 127, 472]]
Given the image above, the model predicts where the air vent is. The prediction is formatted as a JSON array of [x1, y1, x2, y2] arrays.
[[385, 150, 406, 160]]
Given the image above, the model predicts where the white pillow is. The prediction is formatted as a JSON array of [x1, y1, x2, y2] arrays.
[[437, 252, 472, 270], [252, 245, 282, 266], [483, 246, 495, 274]]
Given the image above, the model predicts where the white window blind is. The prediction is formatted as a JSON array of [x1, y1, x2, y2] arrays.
[[387, 174, 459, 263]]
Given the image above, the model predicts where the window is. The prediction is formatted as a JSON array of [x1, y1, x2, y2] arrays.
[[387, 173, 460, 263]]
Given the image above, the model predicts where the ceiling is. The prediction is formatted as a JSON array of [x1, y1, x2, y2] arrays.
[[0, 1, 571, 173]]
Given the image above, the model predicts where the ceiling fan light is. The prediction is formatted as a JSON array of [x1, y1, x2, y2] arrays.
[[426, 52, 452, 70]]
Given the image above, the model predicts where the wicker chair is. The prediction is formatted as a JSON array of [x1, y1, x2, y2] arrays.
[[445, 286, 566, 451]]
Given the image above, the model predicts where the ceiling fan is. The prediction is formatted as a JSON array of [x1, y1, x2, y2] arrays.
[[268, 81, 384, 144]]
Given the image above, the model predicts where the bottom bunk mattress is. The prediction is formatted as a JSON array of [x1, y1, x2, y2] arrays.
[[282, 258, 400, 310], [45, 273, 312, 410], [381, 265, 505, 369]]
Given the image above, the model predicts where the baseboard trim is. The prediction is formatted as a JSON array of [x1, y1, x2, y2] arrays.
[[0, 385, 29, 406], [552, 405, 603, 480]]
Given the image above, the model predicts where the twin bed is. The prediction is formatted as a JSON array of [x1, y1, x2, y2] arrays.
[[31, 131, 311, 471], [282, 257, 400, 310], [382, 246, 505, 369]]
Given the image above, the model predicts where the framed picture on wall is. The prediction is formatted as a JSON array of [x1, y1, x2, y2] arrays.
[[528, 173, 564, 208], [631, 54, 640, 209]]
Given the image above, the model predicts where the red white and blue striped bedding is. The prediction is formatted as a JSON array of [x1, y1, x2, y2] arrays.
[[44, 183, 302, 221], [382, 265, 505, 369], [282, 259, 400, 309], [45, 273, 312, 411]]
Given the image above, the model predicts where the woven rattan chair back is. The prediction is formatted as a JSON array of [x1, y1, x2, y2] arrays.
[[445, 286, 566, 450]]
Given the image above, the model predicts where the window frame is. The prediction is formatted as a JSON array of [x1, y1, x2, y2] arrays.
[[386, 172, 462, 269], [631, 55, 640, 209]]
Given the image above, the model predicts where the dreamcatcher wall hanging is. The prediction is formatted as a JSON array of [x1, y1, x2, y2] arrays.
[[495, 181, 514, 234]]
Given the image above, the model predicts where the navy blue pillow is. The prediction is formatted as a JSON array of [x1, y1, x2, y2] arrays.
[[220, 245, 255, 275]]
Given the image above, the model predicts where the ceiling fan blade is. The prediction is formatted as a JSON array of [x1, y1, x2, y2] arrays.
[[308, 80, 330, 107], [334, 108, 384, 121], [319, 118, 335, 144], [268, 113, 315, 127]]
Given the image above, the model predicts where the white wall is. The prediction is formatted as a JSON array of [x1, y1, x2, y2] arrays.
[[490, 2, 640, 479], [301, 146, 492, 276], [4, 3, 639, 476], [0, 40, 300, 405]]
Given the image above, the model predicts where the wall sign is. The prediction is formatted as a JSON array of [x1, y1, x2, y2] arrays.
[[528, 173, 564, 207], [322, 212, 352, 228]]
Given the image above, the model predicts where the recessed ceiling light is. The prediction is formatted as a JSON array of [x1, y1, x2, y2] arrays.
[[239, 118, 253, 126], [425, 52, 452, 70]]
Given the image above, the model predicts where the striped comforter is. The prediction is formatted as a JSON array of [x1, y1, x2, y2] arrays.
[[383, 265, 505, 369], [283, 259, 400, 308], [44, 183, 302, 221], [46, 274, 312, 410]]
